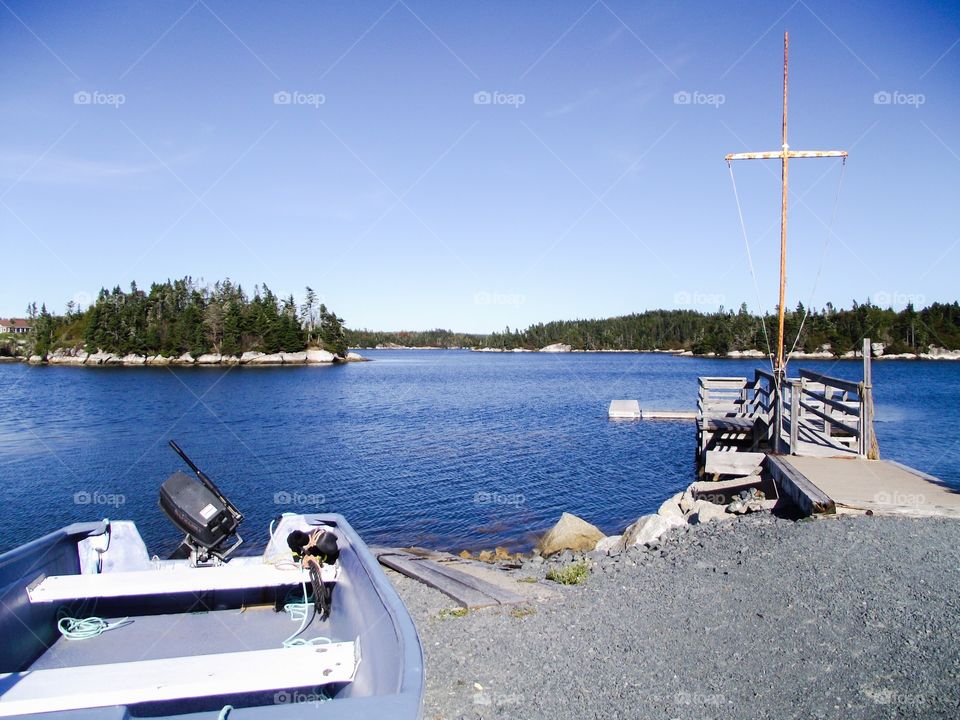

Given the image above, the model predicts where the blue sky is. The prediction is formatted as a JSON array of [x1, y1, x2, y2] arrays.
[[1, 0, 958, 332]]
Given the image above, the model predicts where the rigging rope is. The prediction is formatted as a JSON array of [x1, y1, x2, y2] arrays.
[[782, 158, 846, 375], [727, 162, 776, 381]]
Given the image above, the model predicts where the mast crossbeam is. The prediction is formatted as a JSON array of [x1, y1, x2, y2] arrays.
[[726, 150, 847, 161]]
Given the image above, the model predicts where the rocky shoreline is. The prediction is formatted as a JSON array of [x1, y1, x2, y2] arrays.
[[17, 348, 368, 367], [380, 343, 960, 360], [390, 512, 960, 719]]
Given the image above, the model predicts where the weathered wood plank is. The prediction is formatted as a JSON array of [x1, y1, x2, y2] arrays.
[[798, 369, 861, 394], [377, 551, 524, 607], [378, 552, 494, 608], [798, 400, 860, 436], [803, 390, 860, 417], [765, 455, 835, 515], [705, 450, 765, 476], [703, 416, 756, 432]]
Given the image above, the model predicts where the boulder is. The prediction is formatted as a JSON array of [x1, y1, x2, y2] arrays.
[[689, 499, 731, 524], [196, 353, 222, 365], [305, 349, 336, 364], [592, 535, 623, 555], [621, 514, 670, 548], [921, 346, 960, 360], [657, 492, 685, 522], [280, 352, 307, 364], [27, 355, 45, 365], [121, 354, 146, 365], [48, 351, 86, 366], [679, 489, 695, 514], [540, 343, 572, 353], [222, 355, 240, 365], [239, 351, 263, 364], [535, 512, 604, 556], [85, 351, 114, 365], [175, 353, 195, 365], [249, 353, 284, 365], [146, 355, 171, 366], [345, 352, 368, 362]]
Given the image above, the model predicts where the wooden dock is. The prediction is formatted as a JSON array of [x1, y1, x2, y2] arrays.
[[677, 339, 954, 519]]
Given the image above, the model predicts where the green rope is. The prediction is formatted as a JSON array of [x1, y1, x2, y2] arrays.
[[57, 616, 132, 640]]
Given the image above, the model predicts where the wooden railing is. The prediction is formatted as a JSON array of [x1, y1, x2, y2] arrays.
[[697, 339, 877, 462], [782, 370, 866, 455], [698, 367, 870, 457]]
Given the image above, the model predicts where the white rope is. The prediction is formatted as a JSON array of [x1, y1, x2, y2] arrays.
[[727, 162, 776, 378], [782, 159, 847, 374]]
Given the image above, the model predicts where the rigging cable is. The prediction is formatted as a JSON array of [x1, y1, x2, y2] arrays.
[[727, 161, 776, 381]]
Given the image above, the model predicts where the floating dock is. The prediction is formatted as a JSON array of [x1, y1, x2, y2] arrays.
[[608, 400, 696, 420]]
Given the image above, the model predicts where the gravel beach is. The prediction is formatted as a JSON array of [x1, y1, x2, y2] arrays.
[[388, 513, 960, 719]]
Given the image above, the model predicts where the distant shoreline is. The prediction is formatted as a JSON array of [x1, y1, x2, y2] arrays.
[[8, 348, 368, 367], [5, 345, 959, 365], [359, 345, 960, 361]]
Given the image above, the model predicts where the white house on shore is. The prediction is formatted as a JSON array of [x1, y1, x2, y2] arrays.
[[0, 318, 32, 335]]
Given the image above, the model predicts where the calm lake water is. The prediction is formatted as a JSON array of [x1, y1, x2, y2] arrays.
[[0, 351, 957, 555]]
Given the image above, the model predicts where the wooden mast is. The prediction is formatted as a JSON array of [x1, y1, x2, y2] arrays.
[[778, 32, 789, 379], [726, 31, 847, 382]]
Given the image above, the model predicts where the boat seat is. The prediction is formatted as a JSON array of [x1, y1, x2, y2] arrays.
[[27, 562, 339, 604], [0, 640, 360, 716]]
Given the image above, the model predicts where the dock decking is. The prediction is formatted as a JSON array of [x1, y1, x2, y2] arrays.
[[783, 456, 960, 518]]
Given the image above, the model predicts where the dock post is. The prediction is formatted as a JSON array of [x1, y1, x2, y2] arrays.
[[862, 337, 876, 459], [789, 380, 800, 454], [773, 383, 782, 454]]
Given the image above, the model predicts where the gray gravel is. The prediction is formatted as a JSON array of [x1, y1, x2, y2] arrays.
[[388, 513, 960, 719]]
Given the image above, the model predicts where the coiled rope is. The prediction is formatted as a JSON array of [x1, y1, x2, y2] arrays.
[[57, 616, 132, 640]]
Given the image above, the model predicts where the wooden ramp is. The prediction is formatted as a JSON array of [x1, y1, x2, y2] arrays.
[[782, 456, 960, 518], [375, 549, 527, 609]]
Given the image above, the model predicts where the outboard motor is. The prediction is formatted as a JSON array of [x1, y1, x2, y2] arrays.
[[159, 440, 244, 565]]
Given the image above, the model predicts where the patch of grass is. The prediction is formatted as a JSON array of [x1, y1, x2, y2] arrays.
[[438, 607, 469, 619], [509, 605, 536, 618], [516, 576, 537, 584], [545, 562, 589, 585]]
